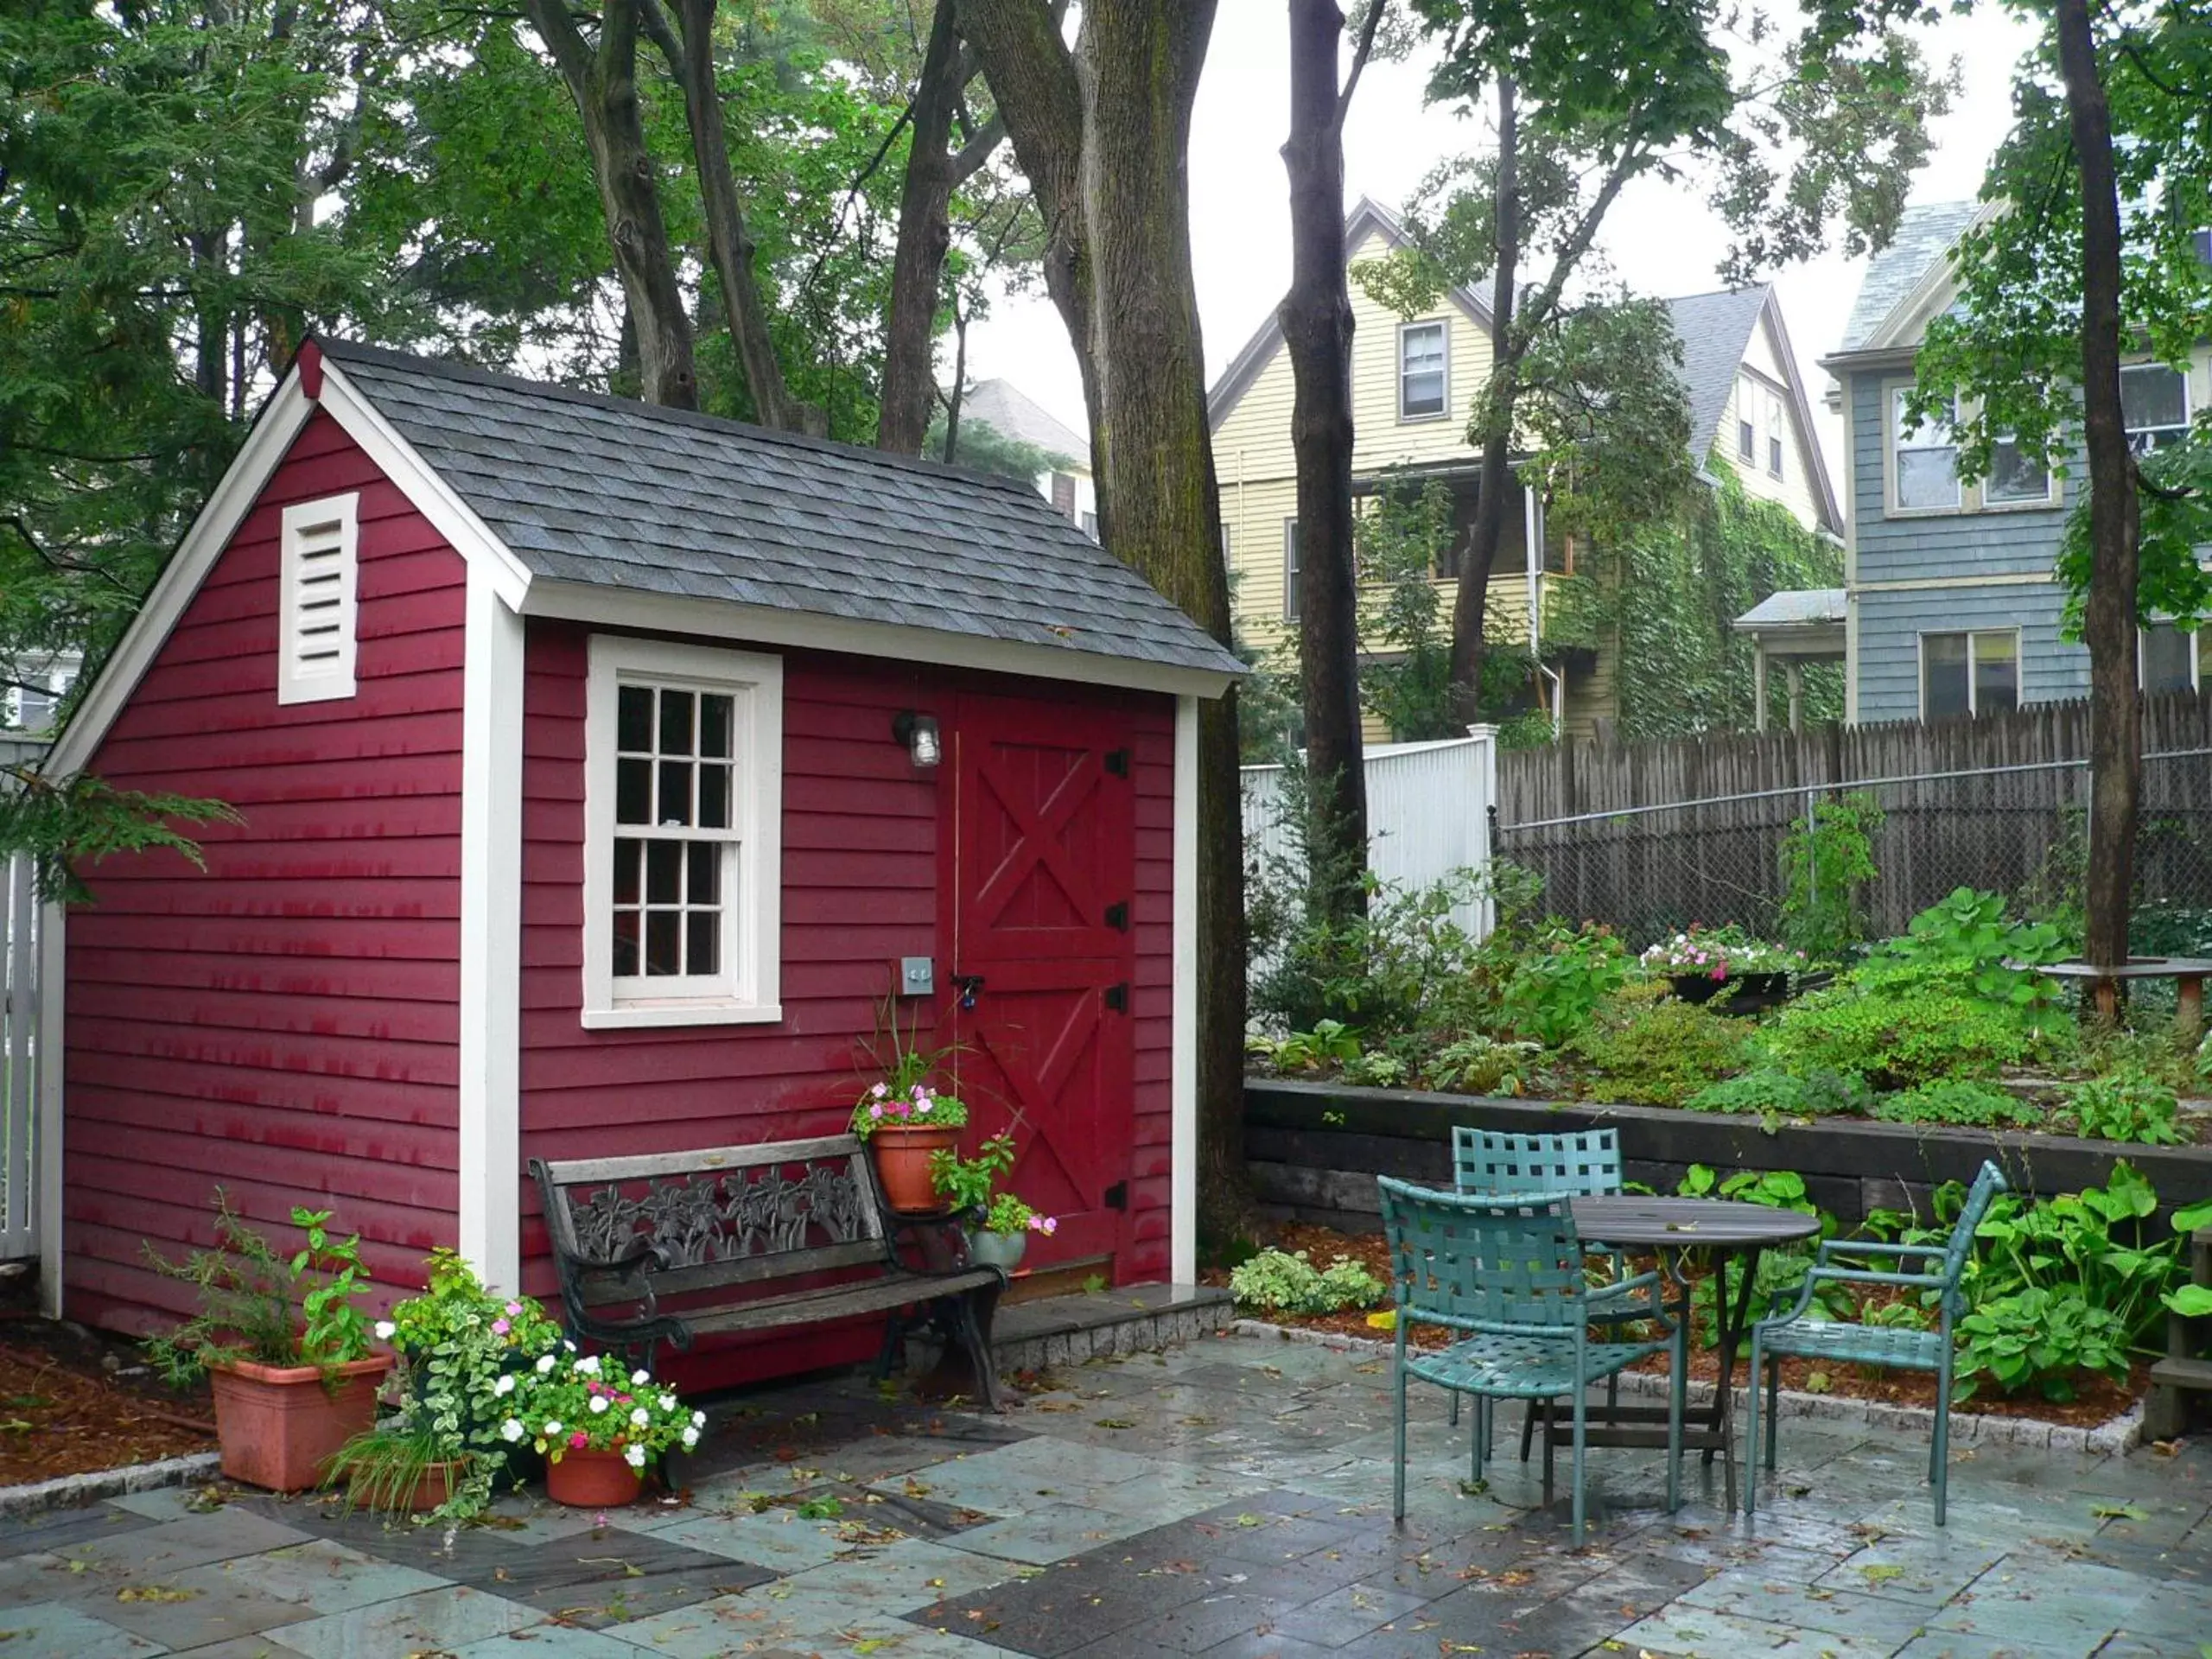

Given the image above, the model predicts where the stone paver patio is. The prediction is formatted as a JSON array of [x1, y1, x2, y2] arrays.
[[0, 1331, 2206, 1657]]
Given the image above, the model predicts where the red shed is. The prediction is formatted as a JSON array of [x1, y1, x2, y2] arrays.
[[38, 340, 1238, 1380]]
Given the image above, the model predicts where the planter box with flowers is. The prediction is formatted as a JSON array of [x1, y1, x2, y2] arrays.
[[929, 1133, 1059, 1273], [504, 1346, 706, 1507], [853, 1083, 969, 1212], [1643, 929, 1810, 1014]]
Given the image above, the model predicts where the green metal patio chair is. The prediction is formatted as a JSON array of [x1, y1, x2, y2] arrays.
[[1744, 1160, 2008, 1527], [1378, 1177, 1685, 1546], [1451, 1128, 1640, 1460]]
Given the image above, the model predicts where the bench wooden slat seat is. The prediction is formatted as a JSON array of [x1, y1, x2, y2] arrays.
[[530, 1134, 1005, 1408]]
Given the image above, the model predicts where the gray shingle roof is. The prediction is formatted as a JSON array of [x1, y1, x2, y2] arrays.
[[319, 340, 1240, 683], [957, 379, 1087, 468], [1665, 287, 1772, 460], [1840, 201, 1977, 352], [1735, 588, 1846, 629]]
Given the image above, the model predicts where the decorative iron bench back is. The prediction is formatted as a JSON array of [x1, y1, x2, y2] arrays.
[[531, 1135, 893, 1309]]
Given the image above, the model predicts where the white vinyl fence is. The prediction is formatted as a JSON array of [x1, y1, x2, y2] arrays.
[[0, 734, 44, 1261], [1241, 729, 1500, 940]]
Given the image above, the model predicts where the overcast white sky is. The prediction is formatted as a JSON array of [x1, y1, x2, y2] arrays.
[[957, 1, 2041, 479]]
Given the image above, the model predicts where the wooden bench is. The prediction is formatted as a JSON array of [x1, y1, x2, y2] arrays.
[[529, 1135, 1007, 1408]]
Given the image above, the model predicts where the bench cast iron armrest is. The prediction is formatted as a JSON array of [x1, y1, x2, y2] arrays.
[[546, 1237, 692, 1351]]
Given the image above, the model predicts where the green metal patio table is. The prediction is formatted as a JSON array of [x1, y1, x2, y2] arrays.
[[1549, 1196, 1822, 1514]]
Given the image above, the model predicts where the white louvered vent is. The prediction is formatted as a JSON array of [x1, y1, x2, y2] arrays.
[[277, 493, 359, 704]]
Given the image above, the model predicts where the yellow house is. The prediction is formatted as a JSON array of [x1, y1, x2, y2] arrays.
[[1209, 197, 1840, 739]]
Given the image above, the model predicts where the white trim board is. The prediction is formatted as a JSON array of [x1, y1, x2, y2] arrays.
[[35, 902, 63, 1318], [1170, 694, 1199, 1285]]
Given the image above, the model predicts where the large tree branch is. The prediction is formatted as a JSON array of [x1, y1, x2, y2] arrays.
[[1337, 0, 1385, 124]]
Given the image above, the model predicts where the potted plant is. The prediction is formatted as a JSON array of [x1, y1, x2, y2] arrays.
[[1642, 929, 1808, 1012], [931, 1134, 1058, 1272], [506, 1346, 703, 1507], [325, 1249, 563, 1522], [853, 1084, 970, 1213], [143, 1192, 389, 1493]]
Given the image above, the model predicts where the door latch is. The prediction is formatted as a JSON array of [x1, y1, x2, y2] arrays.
[[1103, 1181, 1128, 1211], [1103, 982, 1128, 1013], [1104, 901, 1129, 931], [953, 975, 986, 1011]]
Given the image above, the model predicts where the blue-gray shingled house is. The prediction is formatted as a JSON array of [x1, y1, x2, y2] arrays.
[[1814, 200, 2209, 724]]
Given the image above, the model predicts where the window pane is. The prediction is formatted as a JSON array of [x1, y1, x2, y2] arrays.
[[1895, 388, 1955, 448], [2121, 365, 2188, 448], [697, 764, 731, 830], [699, 694, 733, 759], [686, 841, 720, 904], [1986, 439, 2050, 503], [685, 911, 720, 976], [1283, 522, 1300, 621], [645, 911, 680, 976], [1401, 325, 1445, 416], [645, 839, 682, 903], [615, 758, 652, 824], [1974, 632, 2018, 715], [1897, 447, 1961, 510], [618, 686, 653, 752], [657, 760, 693, 826], [1738, 418, 1755, 461], [1770, 437, 1783, 476], [613, 837, 641, 906], [1402, 372, 1445, 417], [658, 690, 695, 755], [2145, 623, 2196, 695], [612, 910, 639, 977], [1924, 633, 1970, 720]]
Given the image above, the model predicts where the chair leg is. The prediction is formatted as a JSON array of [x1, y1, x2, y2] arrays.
[[1666, 1318, 1686, 1515], [1764, 1352, 1781, 1470], [1471, 1394, 1485, 1484], [1520, 1398, 1538, 1462], [1449, 1393, 1460, 1429], [1392, 1361, 1408, 1525], [1744, 1333, 1764, 1519], [1933, 1352, 1953, 1528], [1570, 1386, 1589, 1548], [1541, 1400, 1556, 1506]]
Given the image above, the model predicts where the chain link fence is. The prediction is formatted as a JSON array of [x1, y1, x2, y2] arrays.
[[1491, 747, 2212, 954]]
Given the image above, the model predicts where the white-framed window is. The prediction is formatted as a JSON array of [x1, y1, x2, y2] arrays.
[[2143, 621, 2205, 696], [1398, 321, 1447, 421], [1983, 430, 2056, 506], [1921, 629, 2019, 720], [1737, 375, 1758, 463], [277, 493, 359, 704], [581, 636, 783, 1029], [1890, 387, 1962, 512], [1282, 520, 1301, 621], [2121, 363, 2190, 454], [1765, 391, 1784, 478]]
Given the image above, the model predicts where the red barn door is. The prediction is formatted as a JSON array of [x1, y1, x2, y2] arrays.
[[944, 692, 1136, 1275]]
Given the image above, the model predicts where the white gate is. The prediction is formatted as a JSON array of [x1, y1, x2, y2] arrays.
[[1241, 728, 1499, 940], [0, 734, 45, 1261]]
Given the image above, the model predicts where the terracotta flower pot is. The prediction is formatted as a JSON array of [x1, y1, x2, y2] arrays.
[[208, 1354, 392, 1493], [346, 1455, 467, 1514], [868, 1122, 961, 1213], [546, 1446, 644, 1508]]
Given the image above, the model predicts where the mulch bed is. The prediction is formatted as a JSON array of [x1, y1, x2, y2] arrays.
[[0, 1316, 215, 1487], [1210, 1220, 2145, 1433]]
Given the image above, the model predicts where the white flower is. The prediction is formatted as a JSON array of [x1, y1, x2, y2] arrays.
[[543, 1420, 563, 1437], [623, 1445, 647, 1469], [536, 1354, 556, 1374], [680, 1426, 699, 1449], [631, 1368, 651, 1386], [493, 1375, 516, 1396], [575, 1355, 601, 1375], [658, 1393, 677, 1412], [690, 1408, 705, 1427], [373, 1321, 396, 1341], [500, 1420, 524, 1443], [631, 1408, 650, 1427], [588, 1395, 610, 1414]]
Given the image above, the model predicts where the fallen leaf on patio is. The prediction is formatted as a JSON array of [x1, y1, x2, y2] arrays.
[[850, 1640, 890, 1654], [1858, 1565, 1905, 1586], [1459, 1479, 1489, 1497], [1234, 1513, 1265, 1528], [1095, 1419, 1135, 1429], [1015, 1567, 1045, 1579], [1367, 1310, 1397, 1330], [1804, 1371, 1831, 1395], [2092, 1503, 2148, 1521], [1498, 1570, 1533, 1587], [1032, 1401, 1082, 1413], [115, 1586, 196, 1603]]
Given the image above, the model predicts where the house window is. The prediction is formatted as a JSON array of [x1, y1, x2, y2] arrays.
[[2143, 622, 2203, 696], [582, 636, 783, 1029], [1765, 394, 1784, 477], [277, 493, 359, 704], [1399, 321, 1447, 420], [1436, 484, 1477, 581], [1891, 388, 1961, 512], [1922, 630, 2018, 720], [1282, 521, 1300, 620], [1738, 376, 1757, 462], [1080, 510, 1098, 540], [2121, 364, 2190, 454], [1984, 431, 2054, 505]]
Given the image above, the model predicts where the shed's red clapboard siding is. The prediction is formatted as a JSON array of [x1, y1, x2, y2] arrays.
[[63, 410, 467, 1332], [518, 621, 1175, 1383]]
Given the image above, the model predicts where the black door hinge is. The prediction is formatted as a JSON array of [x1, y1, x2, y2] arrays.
[[1103, 982, 1128, 1012], [1103, 1181, 1128, 1211], [1103, 748, 1130, 777], [1104, 901, 1129, 931]]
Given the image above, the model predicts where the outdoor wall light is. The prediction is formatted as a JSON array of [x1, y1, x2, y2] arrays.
[[893, 710, 942, 768]]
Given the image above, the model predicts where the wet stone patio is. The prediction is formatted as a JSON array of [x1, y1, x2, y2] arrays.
[[0, 1330, 2207, 1657]]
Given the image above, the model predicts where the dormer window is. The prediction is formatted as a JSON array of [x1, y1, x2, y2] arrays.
[[1398, 321, 1447, 421], [277, 493, 359, 704]]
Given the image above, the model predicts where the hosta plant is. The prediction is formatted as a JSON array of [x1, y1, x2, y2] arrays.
[[1228, 1248, 1387, 1317]]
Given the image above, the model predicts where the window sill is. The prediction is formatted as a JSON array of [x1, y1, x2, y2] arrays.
[[582, 1001, 785, 1031], [1885, 502, 1965, 519], [1974, 496, 2063, 514], [1396, 411, 1451, 425]]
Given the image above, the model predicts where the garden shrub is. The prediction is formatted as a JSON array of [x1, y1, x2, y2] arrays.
[[1859, 887, 2069, 1008], [1777, 792, 1882, 962], [1764, 982, 2038, 1090], [2064, 1072, 2189, 1147], [1573, 997, 1752, 1107], [1471, 918, 1629, 1046], [1872, 1078, 2039, 1130], [1421, 1033, 1543, 1096], [1227, 1249, 1388, 1317], [1682, 1065, 1870, 1119]]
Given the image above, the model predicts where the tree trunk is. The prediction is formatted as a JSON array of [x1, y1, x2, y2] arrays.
[[645, 0, 824, 434], [2056, 0, 2139, 972], [961, 0, 1247, 1235], [1448, 75, 1520, 727], [525, 0, 698, 410], [880, 0, 965, 455], [942, 297, 970, 462], [1280, 0, 1369, 921]]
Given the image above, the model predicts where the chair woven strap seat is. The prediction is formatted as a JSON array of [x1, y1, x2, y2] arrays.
[[1408, 1333, 1670, 1399], [1758, 1318, 1947, 1370]]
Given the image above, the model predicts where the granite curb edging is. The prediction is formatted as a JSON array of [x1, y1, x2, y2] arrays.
[[0, 1450, 221, 1520], [1229, 1319, 2144, 1456]]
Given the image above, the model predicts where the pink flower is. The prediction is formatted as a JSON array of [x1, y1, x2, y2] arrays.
[[869, 1103, 884, 1119], [871, 1082, 888, 1099], [1710, 963, 1727, 981], [505, 1301, 523, 1316], [915, 1098, 931, 1114], [570, 1430, 589, 1450], [492, 1318, 510, 1335], [1041, 1217, 1058, 1236]]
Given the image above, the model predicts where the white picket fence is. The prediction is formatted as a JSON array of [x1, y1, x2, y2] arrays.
[[0, 735, 43, 1262], [1240, 730, 1499, 940]]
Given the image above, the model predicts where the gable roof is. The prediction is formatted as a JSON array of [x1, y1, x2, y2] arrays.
[[1206, 196, 1494, 428], [315, 340, 1236, 684], [1666, 286, 1772, 461], [1838, 200, 1978, 354], [957, 379, 1087, 469]]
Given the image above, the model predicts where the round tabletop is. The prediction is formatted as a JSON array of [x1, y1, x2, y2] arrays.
[[1571, 1195, 1821, 1250]]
